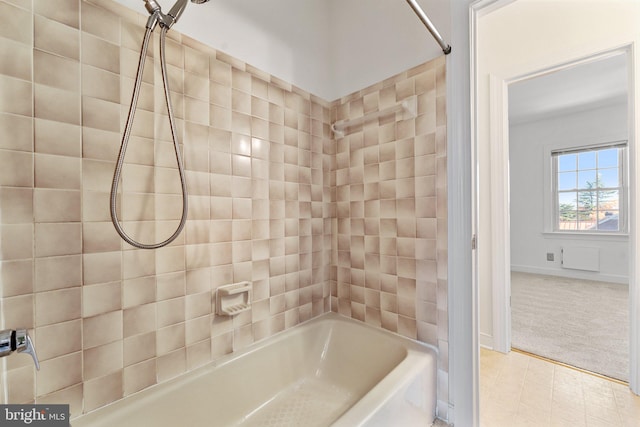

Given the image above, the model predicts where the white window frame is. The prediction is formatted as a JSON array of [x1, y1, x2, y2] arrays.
[[548, 141, 628, 235]]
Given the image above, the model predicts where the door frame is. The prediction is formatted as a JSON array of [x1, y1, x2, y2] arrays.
[[471, 0, 640, 394]]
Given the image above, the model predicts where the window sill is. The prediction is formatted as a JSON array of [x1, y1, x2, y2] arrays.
[[542, 231, 629, 241]]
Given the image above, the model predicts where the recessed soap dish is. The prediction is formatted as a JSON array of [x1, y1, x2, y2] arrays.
[[216, 281, 252, 316]]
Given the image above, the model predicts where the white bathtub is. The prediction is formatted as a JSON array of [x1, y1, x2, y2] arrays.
[[73, 313, 437, 427]]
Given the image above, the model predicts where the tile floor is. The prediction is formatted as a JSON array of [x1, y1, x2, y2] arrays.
[[480, 348, 640, 426]]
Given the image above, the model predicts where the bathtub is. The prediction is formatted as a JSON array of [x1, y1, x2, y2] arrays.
[[73, 312, 437, 427]]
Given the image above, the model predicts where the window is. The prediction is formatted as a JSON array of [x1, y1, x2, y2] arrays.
[[552, 142, 627, 232]]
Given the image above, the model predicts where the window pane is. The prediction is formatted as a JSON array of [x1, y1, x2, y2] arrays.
[[598, 148, 618, 168], [558, 218, 578, 230], [598, 168, 619, 188], [558, 172, 576, 190], [596, 210, 619, 231], [577, 210, 596, 229], [558, 191, 576, 208], [578, 151, 596, 169], [578, 170, 597, 189], [558, 192, 577, 230], [558, 154, 576, 172], [577, 191, 597, 212], [598, 189, 619, 210]]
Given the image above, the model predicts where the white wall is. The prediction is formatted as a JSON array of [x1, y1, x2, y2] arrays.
[[326, 0, 450, 100], [111, 0, 449, 101], [477, 0, 640, 348], [510, 103, 629, 283]]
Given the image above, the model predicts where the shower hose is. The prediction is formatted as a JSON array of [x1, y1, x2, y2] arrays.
[[110, 25, 188, 249]]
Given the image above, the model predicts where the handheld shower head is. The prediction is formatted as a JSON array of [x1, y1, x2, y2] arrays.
[[144, 0, 209, 30]]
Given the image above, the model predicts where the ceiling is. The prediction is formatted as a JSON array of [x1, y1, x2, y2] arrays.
[[509, 53, 628, 124], [112, 0, 451, 100]]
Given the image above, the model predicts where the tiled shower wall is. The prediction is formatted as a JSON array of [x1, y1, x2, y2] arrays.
[[0, 0, 332, 417], [329, 56, 449, 418]]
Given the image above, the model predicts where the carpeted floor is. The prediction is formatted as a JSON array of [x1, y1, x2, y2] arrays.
[[511, 271, 629, 382]]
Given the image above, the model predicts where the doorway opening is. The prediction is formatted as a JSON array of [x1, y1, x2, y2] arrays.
[[507, 52, 630, 382]]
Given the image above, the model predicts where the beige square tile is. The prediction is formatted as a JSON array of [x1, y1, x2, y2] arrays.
[[0, 113, 32, 153], [124, 359, 156, 396], [35, 223, 81, 257], [0, 259, 33, 297], [84, 341, 122, 381], [210, 104, 231, 130], [34, 15, 79, 60], [83, 222, 122, 253], [0, 150, 33, 188], [123, 276, 156, 309], [34, 0, 79, 28], [35, 154, 81, 190], [1, 294, 33, 330], [0, 2, 33, 44], [34, 255, 82, 292], [155, 272, 185, 302], [83, 371, 123, 412], [123, 249, 156, 279], [397, 315, 417, 339], [34, 84, 80, 125], [83, 64, 120, 104], [0, 36, 31, 81], [83, 96, 120, 132], [157, 297, 185, 328], [184, 73, 209, 101], [187, 339, 211, 370], [35, 189, 81, 222], [83, 281, 122, 317], [82, 33, 119, 74], [6, 381, 31, 411], [81, 2, 120, 44], [83, 252, 121, 286], [35, 119, 81, 157], [36, 383, 83, 420], [186, 267, 212, 294], [0, 228, 32, 263], [35, 319, 81, 362], [185, 96, 209, 125], [185, 315, 211, 345], [123, 331, 156, 366], [35, 288, 81, 327], [163, 64, 184, 98], [157, 322, 185, 355], [415, 133, 436, 156], [185, 47, 209, 77], [123, 303, 156, 338], [83, 311, 123, 349], [163, 37, 184, 69], [210, 59, 231, 86], [34, 49, 80, 92], [186, 244, 212, 270], [0, 76, 30, 120], [0, 187, 32, 224], [36, 352, 82, 396], [120, 48, 152, 84], [157, 348, 186, 382]]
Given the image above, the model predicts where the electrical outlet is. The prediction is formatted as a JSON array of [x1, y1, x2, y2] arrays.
[[546, 252, 554, 261]]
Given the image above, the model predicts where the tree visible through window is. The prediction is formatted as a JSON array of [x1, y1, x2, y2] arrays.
[[554, 143, 626, 232]]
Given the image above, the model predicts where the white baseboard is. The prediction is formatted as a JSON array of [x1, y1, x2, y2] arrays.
[[479, 333, 493, 349], [511, 264, 628, 284]]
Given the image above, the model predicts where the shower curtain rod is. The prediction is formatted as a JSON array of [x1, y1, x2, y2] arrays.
[[405, 0, 451, 55]]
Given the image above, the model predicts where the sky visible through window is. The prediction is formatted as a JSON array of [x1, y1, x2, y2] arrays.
[[556, 147, 621, 231]]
